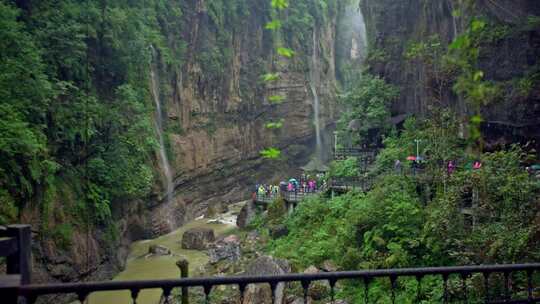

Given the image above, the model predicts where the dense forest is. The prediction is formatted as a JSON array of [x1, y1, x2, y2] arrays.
[[1, 0, 540, 303]]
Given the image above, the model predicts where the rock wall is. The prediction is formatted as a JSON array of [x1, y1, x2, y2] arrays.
[[149, 0, 343, 233], [360, 0, 540, 129]]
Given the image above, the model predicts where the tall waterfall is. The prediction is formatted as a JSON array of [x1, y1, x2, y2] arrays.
[[350, 1, 368, 62], [150, 46, 174, 204], [356, 4, 368, 62], [310, 30, 323, 162]]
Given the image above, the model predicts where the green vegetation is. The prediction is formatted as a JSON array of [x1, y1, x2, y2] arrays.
[[336, 74, 399, 147], [260, 0, 342, 159], [260, 111, 539, 302], [330, 157, 359, 177], [0, 0, 189, 237]]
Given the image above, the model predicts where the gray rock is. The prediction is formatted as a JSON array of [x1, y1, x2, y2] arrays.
[[303, 266, 319, 274], [237, 201, 257, 228], [181, 228, 215, 250], [148, 244, 171, 256], [270, 225, 289, 239], [321, 260, 338, 272], [243, 256, 291, 304], [209, 235, 241, 263], [302, 266, 330, 300]]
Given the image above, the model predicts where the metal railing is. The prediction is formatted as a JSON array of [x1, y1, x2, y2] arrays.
[[254, 193, 279, 204], [334, 148, 378, 160], [280, 190, 322, 203], [0, 225, 31, 303], [7, 264, 540, 304], [2, 225, 540, 303], [330, 177, 373, 192], [255, 189, 326, 204]]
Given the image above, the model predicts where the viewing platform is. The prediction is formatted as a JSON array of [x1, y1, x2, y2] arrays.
[[329, 176, 373, 192], [254, 190, 325, 205], [333, 148, 378, 161]]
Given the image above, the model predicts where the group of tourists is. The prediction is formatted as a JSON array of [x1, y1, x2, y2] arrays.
[[252, 173, 328, 202], [280, 175, 324, 193], [393, 158, 483, 176], [254, 184, 280, 199], [393, 156, 540, 180], [447, 160, 482, 175]]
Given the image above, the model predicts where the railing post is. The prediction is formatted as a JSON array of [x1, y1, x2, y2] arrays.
[[7, 225, 31, 285], [176, 258, 189, 304], [0, 275, 21, 304]]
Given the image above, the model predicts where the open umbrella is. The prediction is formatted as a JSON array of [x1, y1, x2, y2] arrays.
[[406, 156, 416, 161]]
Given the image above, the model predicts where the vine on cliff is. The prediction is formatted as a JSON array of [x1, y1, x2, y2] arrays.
[[260, 0, 293, 159]]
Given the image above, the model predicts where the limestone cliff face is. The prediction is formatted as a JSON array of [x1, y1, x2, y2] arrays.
[[148, 0, 342, 234], [360, 0, 540, 128], [16, 0, 352, 289]]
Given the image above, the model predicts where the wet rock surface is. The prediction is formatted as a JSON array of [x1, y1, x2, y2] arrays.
[[243, 256, 292, 304], [181, 228, 216, 250], [209, 235, 242, 264], [148, 245, 171, 256], [237, 201, 258, 228]]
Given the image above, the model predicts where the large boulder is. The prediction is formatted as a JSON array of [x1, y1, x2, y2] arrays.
[[181, 228, 215, 250], [148, 244, 171, 256], [237, 201, 257, 228], [243, 256, 291, 304], [303, 266, 330, 301], [209, 235, 241, 263]]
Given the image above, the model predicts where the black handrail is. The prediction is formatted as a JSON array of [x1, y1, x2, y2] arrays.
[[0, 225, 31, 284], [13, 263, 540, 303], [2, 225, 540, 303]]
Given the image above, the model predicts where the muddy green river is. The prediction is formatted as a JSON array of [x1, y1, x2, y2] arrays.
[[86, 203, 241, 304]]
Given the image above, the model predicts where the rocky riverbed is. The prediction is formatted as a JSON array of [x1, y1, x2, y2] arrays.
[[87, 202, 245, 304]]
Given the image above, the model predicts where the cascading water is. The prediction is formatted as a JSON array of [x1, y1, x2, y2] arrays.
[[348, 2, 368, 62], [356, 5, 368, 62], [332, 1, 368, 150], [309, 30, 324, 162], [150, 46, 174, 205]]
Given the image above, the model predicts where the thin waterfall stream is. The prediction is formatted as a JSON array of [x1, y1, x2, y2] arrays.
[[309, 29, 323, 163], [150, 46, 174, 205]]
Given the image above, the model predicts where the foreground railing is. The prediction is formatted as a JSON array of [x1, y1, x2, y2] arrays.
[[3, 225, 540, 303], [4, 264, 540, 303]]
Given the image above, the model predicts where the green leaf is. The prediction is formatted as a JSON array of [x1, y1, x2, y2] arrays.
[[470, 115, 483, 124], [265, 20, 282, 30], [471, 19, 486, 32], [260, 147, 282, 159], [262, 73, 280, 82], [473, 70, 484, 82], [277, 47, 295, 58], [271, 0, 289, 10], [265, 119, 284, 129], [268, 95, 285, 104]]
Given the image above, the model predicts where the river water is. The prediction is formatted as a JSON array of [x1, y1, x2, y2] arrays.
[[87, 202, 243, 304]]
